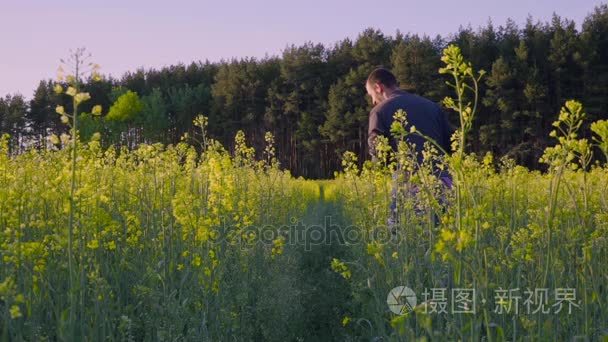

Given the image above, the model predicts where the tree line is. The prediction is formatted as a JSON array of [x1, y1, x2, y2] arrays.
[[2, 5, 607, 178]]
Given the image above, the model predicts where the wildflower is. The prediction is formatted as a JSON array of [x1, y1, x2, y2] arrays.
[[92, 67, 102, 81], [15, 294, 24, 303], [66, 86, 77, 97], [366, 242, 383, 257], [107, 241, 116, 251], [330, 258, 351, 279], [10, 305, 22, 319], [193, 115, 208, 129], [55, 105, 66, 115], [87, 239, 100, 250], [60, 133, 71, 145], [49, 134, 60, 145], [483, 152, 493, 167], [61, 115, 69, 124], [54, 84, 63, 94], [440, 228, 456, 242], [394, 109, 407, 122], [74, 92, 91, 104], [92, 105, 102, 115], [455, 230, 472, 252], [271, 236, 285, 258], [193, 255, 202, 267]]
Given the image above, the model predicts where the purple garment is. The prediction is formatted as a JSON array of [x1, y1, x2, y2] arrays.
[[389, 173, 453, 220]]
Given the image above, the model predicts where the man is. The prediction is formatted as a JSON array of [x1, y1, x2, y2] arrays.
[[365, 67, 453, 229]]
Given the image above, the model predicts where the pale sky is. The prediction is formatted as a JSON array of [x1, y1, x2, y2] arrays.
[[1, 0, 604, 98]]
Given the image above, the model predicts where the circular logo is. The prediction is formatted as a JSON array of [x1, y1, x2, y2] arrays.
[[387, 286, 417, 315]]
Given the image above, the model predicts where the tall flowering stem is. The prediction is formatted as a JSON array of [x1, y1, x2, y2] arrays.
[[53, 47, 102, 337], [439, 45, 485, 234]]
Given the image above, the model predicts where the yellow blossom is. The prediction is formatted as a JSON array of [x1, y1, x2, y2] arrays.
[[66, 86, 77, 97], [330, 258, 351, 279], [440, 228, 456, 242], [92, 105, 102, 115], [193, 255, 202, 267], [87, 239, 100, 250], [74, 92, 91, 104], [10, 305, 21, 319], [60, 133, 71, 145], [49, 134, 60, 145], [107, 241, 116, 251]]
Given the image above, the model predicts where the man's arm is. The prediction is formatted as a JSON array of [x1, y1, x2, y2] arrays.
[[368, 109, 385, 161]]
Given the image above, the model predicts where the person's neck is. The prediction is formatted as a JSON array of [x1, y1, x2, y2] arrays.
[[383, 86, 400, 99]]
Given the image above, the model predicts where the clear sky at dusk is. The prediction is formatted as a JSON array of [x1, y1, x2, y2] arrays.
[[1, 0, 605, 97]]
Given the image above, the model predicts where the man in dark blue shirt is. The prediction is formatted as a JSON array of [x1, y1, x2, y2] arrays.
[[366, 68, 453, 167], [365, 67, 453, 229]]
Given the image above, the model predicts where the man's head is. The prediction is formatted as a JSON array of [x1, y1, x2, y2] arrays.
[[366, 68, 398, 105]]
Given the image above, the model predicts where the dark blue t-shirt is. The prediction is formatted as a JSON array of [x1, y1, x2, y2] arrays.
[[368, 89, 454, 173]]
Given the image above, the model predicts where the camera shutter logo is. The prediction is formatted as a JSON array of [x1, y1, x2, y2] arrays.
[[387, 286, 417, 315]]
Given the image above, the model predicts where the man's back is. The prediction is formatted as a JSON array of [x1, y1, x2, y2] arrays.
[[368, 89, 453, 169]]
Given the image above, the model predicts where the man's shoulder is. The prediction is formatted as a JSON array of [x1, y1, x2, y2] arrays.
[[397, 91, 439, 108], [372, 91, 408, 113], [379, 90, 439, 113]]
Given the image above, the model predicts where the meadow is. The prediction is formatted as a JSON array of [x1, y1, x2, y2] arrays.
[[1, 46, 607, 341]]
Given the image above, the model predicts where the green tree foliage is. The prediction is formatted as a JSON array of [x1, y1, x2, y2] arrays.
[[106, 90, 143, 122], [581, 4, 608, 118], [27, 81, 64, 144], [0, 94, 28, 152], [391, 35, 443, 97], [140, 88, 170, 141], [8, 5, 608, 177]]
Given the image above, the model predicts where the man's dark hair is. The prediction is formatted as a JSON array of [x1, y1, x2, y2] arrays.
[[367, 67, 397, 88]]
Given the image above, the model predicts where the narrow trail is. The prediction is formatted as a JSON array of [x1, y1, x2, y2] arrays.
[[232, 183, 357, 341], [290, 183, 354, 341]]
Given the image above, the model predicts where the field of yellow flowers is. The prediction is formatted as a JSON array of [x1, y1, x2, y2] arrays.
[[1, 46, 607, 341], [327, 147, 608, 341], [0, 129, 333, 340], [325, 46, 608, 341]]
